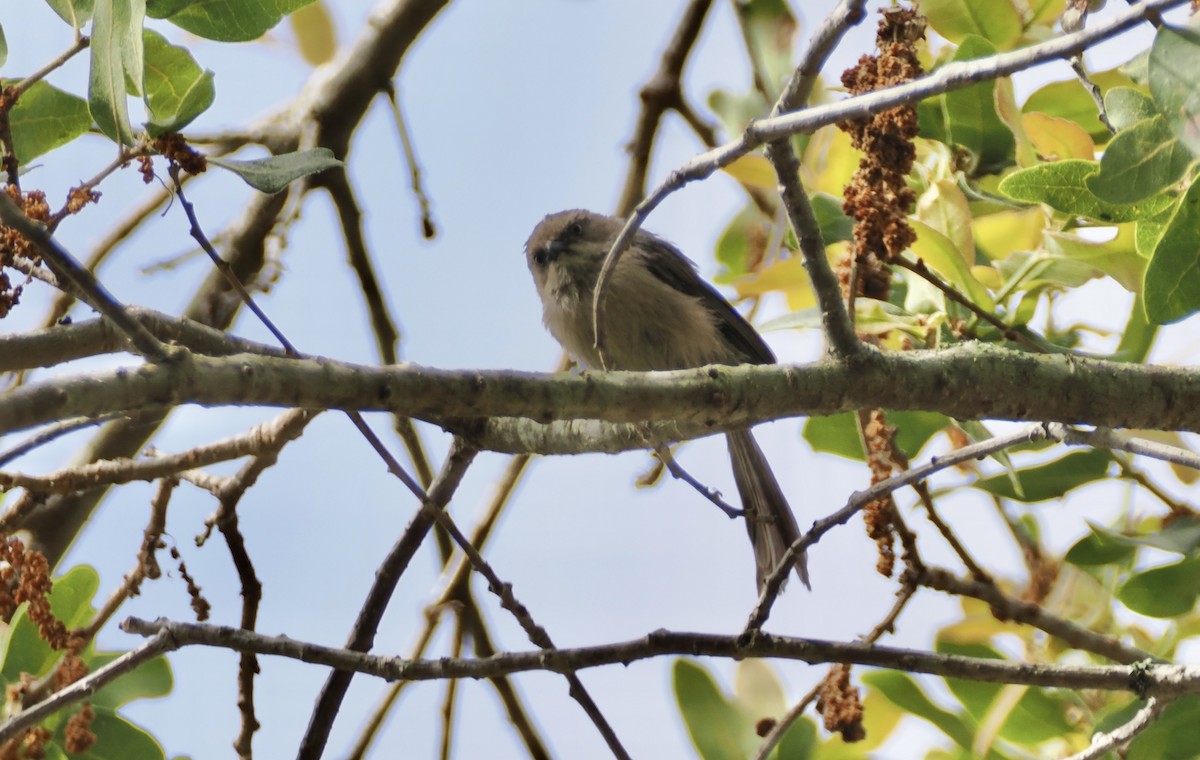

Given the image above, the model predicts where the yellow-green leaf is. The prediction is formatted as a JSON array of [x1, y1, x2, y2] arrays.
[[1021, 112, 1095, 160], [910, 219, 996, 309]]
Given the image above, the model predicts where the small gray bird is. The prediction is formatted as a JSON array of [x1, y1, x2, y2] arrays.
[[525, 209, 809, 592]]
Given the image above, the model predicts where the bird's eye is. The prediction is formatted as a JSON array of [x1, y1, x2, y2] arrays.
[[567, 220, 584, 236], [533, 249, 548, 267]]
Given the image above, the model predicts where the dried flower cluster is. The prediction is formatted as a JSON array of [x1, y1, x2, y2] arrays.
[[0, 186, 50, 318], [837, 6, 925, 302], [815, 663, 865, 742]]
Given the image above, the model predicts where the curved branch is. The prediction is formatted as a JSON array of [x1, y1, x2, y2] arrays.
[[7, 345, 1200, 440], [122, 616, 1197, 697]]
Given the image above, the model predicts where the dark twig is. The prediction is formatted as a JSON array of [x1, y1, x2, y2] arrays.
[[0, 193, 170, 362], [121, 617, 1194, 696], [757, 0, 868, 359], [750, 579, 917, 760], [168, 165, 297, 354], [743, 423, 1049, 635], [616, 0, 715, 216], [896, 257, 1045, 353], [0, 630, 172, 745], [0, 413, 126, 467], [918, 566, 1153, 664], [298, 438, 478, 760], [347, 455, 550, 760], [381, 81, 437, 238]]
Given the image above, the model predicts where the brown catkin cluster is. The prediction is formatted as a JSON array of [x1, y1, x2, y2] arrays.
[[0, 538, 69, 650], [0, 185, 51, 318], [154, 132, 208, 176], [64, 704, 96, 754], [816, 663, 866, 742], [862, 410, 900, 577], [837, 6, 925, 301]]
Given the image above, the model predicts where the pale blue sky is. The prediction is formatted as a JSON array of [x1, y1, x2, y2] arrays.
[[0, 1, 1185, 758]]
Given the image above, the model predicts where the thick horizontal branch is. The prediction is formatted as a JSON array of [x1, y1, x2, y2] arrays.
[[122, 616, 1197, 698], [5, 344, 1200, 445]]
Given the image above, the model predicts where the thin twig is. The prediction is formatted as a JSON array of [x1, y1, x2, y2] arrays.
[[1069, 55, 1115, 134], [615, 0, 715, 216], [897, 257, 1046, 353], [589, 0, 1187, 344], [0, 631, 172, 744], [1047, 423, 1200, 471], [750, 578, 917, 760], [919, 566, 1153, 664], [743, 423, 1050, 635], [1064, 697, 1169, 760], [297, 438, 478, 760], [0, 413, 126, 467], [0, 192, 170, 362], [381, 81, 436, 238], [650, 439, 741, 518]]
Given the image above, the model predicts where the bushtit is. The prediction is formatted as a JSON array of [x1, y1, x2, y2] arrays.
[[525, 209, 809, 592]]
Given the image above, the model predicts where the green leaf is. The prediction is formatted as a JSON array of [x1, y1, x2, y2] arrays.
[[811, 192, 853, 244], [68, 705, 165, 760], [1023, 70, 1137, 141], [1144, 177, 1200, 324], [1043, 227, 1145, 293], [998, 159, 1175, 223], [1, 605, 57, 683], [209, 148, 343, 193], [1104, 87, 1158, 132], [90, 0, 145, 145], [142, 28, 215, 134], [7, 80, 92, 162], [1086, 116, 1194, 204], [1112, 292, 1159, 362], [909, 219, 996, 309], [1065, 524, 1138, 567], [87, 652, 173, 709], [862, 671, 976, 750], [735, 0, 797, 98], [0, 24, 6, 69], [974, 449, 1110, 502], [1078, 516, 1200, 559], [715, 205, 765, 281], [775, 717, 817, 758], [1135, 216, 1170, 258], [919, 0, 1022, 48], [44, 0, 96, 28], [938, 641, 1073, 744], [1149, 19, 1200, 156], [0, 566, 99, 684], [1118, 556, 1200, 617], [803, 410, 948, 461], [673, 660, 754, 760], [1125, 695, 1200, 758], [942, 36, 1015, 172], [149, 0, 316, 42], [49, 565, 99, 628]]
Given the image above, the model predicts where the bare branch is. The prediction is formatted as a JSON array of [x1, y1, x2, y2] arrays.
[[1064, 697, 1170, 760], [0, 631, 172, 745], [0, 193, 170, 362], [743, 423, 1049, 634], [1048, 423, 1200, 471], [121, 617, 1200, 697]]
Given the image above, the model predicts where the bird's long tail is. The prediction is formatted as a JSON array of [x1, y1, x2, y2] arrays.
[[726, 429, 809, 592]]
